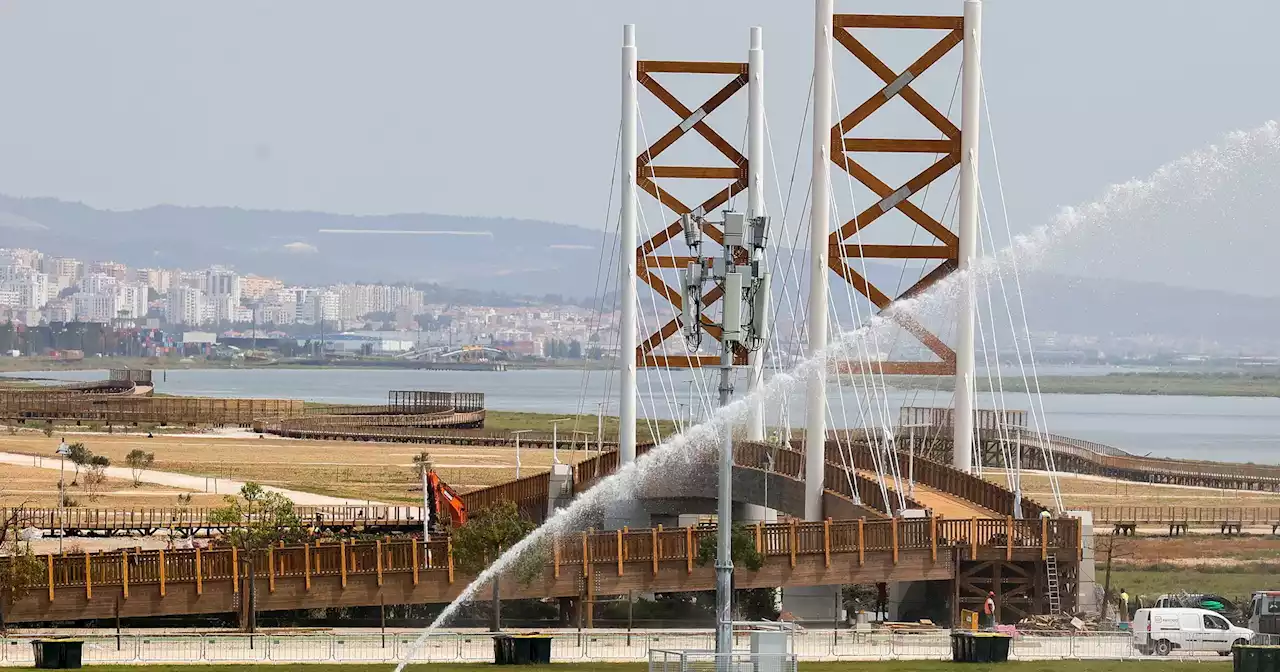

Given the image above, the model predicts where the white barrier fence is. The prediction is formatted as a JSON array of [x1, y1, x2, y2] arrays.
[[0, 631, 1227, 665]]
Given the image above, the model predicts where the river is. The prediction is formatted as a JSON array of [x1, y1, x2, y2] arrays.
[[6, 367, 1279, 464]]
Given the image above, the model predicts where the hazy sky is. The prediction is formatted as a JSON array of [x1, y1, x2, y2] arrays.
[[0, 0, 1277, 243]]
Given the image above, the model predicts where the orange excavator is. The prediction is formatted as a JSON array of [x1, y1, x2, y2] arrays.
[[426, 470, 468, 531]]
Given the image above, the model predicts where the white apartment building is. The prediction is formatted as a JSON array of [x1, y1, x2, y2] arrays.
[[260, 303, 295, 325], [166, 286, 204, 326], [44, 298, 73, 323], [133, 268, 173, 294], [204, 266, 242, 305], [72, 291, 118, 322], [83, 272, 118, 295], [114, 283, 148, 320], [90, 261, 128, 281], [43, 257, 82, 281]]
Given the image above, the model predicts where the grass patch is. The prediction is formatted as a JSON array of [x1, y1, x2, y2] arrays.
[[1111, 566, 1273, 600], [74, 663, 1229, 672], [484, 410, 678, 443]]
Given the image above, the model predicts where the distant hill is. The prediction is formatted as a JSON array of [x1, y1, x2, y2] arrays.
[[0, 194, 608, 296], [2, 194, 1277, 346]]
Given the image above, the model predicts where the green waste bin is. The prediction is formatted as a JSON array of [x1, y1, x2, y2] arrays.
[[31, 640, 83, 669], [951, 632, 1011, 663], [1235, 645, 1280, 672], [493, 635, 553, 665]]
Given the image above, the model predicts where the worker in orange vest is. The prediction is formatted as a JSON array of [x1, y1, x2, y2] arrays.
[[983, 591, 997, 629]]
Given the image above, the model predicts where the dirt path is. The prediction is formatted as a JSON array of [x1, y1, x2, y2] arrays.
[[0, 452, 386, 506]]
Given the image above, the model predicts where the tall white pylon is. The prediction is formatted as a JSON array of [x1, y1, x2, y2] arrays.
[[953, 0, 982, 473], [619, 25, 638, 467], [745, 26, 766, 444], [804, 0, 833, 521]]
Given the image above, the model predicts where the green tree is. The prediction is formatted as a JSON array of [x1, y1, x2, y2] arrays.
[[125, 449, 155, 487], [696, 524, 765, 571], [209, 482, 306, 549], [0, 506, 43, 632], [209, 483, 306, 633], [449, 501, 541, 632], [66, 442, 91, 485]]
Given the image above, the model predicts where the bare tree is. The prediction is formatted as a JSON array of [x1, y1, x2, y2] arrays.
[[1099, 533, 1134, 620], [82, 455, 111, 502]]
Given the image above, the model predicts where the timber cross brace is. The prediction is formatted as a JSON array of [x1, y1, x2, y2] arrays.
[[829, 14, 966, 376], [634, 59, 750, 369]]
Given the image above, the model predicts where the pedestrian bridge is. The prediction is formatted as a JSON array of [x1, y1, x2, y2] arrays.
[[3, 516, 1080, 625]]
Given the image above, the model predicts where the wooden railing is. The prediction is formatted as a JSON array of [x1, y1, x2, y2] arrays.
[[0, 395, 305, 426], [460, 472, 551, 523], [1009, 429, 1280, 484], [1089, 506, 1280, 524], [3, 506, 432, 531], [17, 517, 1080, 597], [828, 443, 1047, 519]]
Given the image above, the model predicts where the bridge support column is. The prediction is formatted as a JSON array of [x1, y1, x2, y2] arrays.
[[547, 464, 574, 519], [1068, 510, 1098, 614]]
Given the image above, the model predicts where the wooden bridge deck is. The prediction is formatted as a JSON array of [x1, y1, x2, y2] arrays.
[[3, 516, 1080, 624]]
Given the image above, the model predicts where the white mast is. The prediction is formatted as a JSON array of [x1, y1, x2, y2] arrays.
[[804, 0, 833, 521], [745, 26, 766, 444], [953, 0, 982, 473], [620, 24, 638, 467]]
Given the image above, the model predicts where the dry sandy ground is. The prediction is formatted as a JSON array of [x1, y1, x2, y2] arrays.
[[0, 462, 219, 507], [0, 431, 594, 504]]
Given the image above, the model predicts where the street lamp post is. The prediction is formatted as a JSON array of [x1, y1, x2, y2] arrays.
[[511, 430, 533, 478], [548, 418, 573, 464]]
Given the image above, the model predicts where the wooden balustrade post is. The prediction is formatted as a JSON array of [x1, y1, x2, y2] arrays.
[[858, 518, 865, 566], [47, 555, 55, 602], [447, 538, 454, 584], [410, 542, 418, 586], [1040, 516, 1048, 560], [891, 517, 899, 565], [268, 547, 276, 593], [616, 529, 624, 577], [120, 551, 128, 600], [650, 528, 658, 577], [553, 537, 561, 579], [823, 519, 831, 568], [159, 549, 166, 597], [232, 547, 239, 594], [789, 520, 797, 569], [1006, 516, 1014, 561], [340, 541, 347, 588], [930, 515, 938, 563], [195, 547, 203, 596], [376, 540, 384, 586], [755, 522, 763, 554], [84, 553, 92, 600], [685, 526, 693, 575], [970, 518, 977, 559]]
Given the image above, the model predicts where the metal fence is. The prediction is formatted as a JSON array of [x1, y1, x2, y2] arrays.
[[0, 631, 1239, 665], [650, 649, 798, 672]]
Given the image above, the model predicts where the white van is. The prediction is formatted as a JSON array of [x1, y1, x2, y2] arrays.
[[1133, 607, 1254, 656]]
